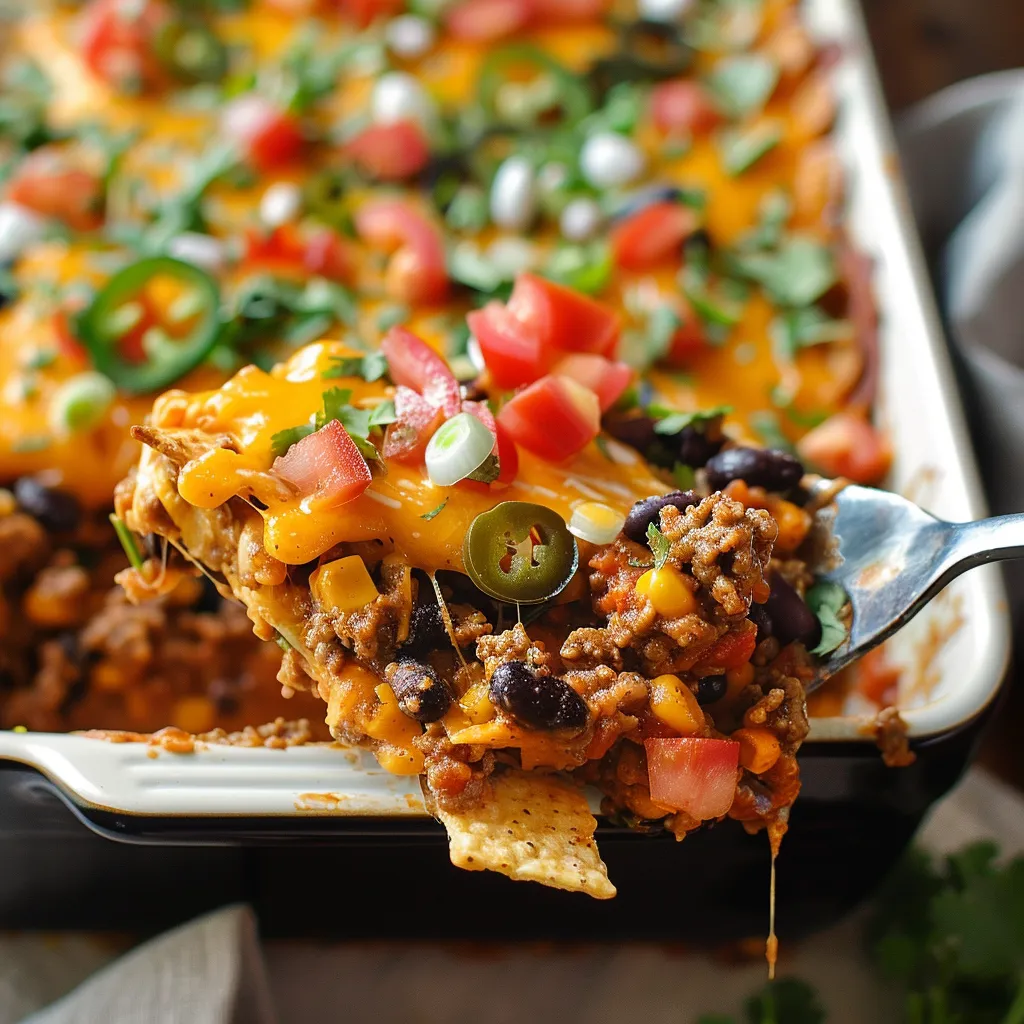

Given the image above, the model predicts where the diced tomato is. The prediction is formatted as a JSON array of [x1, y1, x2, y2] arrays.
[[650, 79, 723, 136], [497, 375, 601, 462], [7, 149, 104, 232], [80, 0, 170, 92], [796, 412, 891, 484], [354, 200, 448, 306], [667, 295, 708, 365], [552, 353, 632, 413], [507, 273, 621, 358], [610, 202, 699, 272], [273, 419, 371, 507], [467, 301, 545, 390], [346, 121, 430, 182], [690, 621, 757, 676], [383, 385, 445, 464], [335, 0, 403, 26], [244, 225, 353, 283], [445, 0, 533, 41], [380, 326, 462, 418], [645, 737, 741, 820], [534, 0, 610, 21], [222, 95, 304, 172], [492, 419, 519, 486]]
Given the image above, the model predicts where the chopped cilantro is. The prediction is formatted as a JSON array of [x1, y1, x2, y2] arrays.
[[705, 54, 780, 119], [681, 267, 746, 330], [445, 185, 490, 234], [805, 580, 848, 656], [652, 404, 732, 436], [646, 522, 671, 571], [749, 410, 794, 452], [467, 453, 500, 484], [673, 463, 697, 490], [376, 304, 410, 333], [730, 237, 837, 308], [543, 242, 613, 296], [595, 434, 613, 461], [323, 351, 390, 383], [717, 121, 783, 176], [770, 307, 853, 361], [270, 423, 314, 458], [368, 399, 397, 428], [421, 498, 449, 521]]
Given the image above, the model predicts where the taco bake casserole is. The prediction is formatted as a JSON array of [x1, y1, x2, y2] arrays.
[[1, 0, 891, 897]]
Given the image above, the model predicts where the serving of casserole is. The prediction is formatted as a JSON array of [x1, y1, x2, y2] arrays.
[[0, 0, 1010, 923]]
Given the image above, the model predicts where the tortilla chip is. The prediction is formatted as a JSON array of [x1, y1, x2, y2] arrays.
[[435, 771, 616, 899]]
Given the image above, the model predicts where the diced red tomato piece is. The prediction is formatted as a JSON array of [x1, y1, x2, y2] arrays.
[[667, 296, 708, 365], [508, 273, 621, 358], [222, 95, 304, 172], [380, 326, 462, 418], [650, 79, 723, 136], [492, 419, 519, 486], [552, 353, 632, 413], [52, 310, 88, 364], [7, 149, 104, 232], [354, 200, 448, 306], [244, 225, 353, 283], [645, 737, 741, 820], [497, 375, 601, 462], [691, 620, 757, 676], [445, 0, 533, 41], [467, 301, 545, 390], [610, 202, 699, 272], [335, 0, 403, 26], [796, 412, 891, 484], [80, 0, 170, 92], [273, 419, 371, 507], [382, 385, 445, 464], [346, 121, 431, 182], [534, 0, 610, 22]]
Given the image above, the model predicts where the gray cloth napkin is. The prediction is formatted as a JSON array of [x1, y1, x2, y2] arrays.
[[896, 70, 1024, 615]]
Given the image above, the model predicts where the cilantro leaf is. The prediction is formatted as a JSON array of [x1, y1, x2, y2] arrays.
[[729, 237, 837, 308], [749, 410, 794, 453], [467, 453, 500, 484], [717, 121, 783, 176], [770, 307, 854, 362], [368, 399, 397, 428], [270, 423, 314, 458], [706, 54, 780, 119], [673, 462, 697, 489], [805, 580, 848, 656], [646, 522, 671, 571], [323, 351, 390, 383], [421, 498, 448, 521], [653, 404, 733, 436]]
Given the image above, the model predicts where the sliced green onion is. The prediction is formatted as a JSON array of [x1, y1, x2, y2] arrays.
[[49, 371, 117, 435], [109, 514, 144, 571], [568, 502, 625, 546], [425, 412, 494, 487]]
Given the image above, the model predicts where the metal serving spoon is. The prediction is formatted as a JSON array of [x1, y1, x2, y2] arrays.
[[808, 483, 1023, 691]]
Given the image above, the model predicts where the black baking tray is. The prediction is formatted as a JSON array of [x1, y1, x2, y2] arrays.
[[0, 702, 995, 942]]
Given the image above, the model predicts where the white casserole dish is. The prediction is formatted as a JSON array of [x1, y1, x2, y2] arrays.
[[0, 0, 1010, 820]]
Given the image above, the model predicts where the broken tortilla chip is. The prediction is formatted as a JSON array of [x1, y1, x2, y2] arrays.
[[434, 771, 616, 899]]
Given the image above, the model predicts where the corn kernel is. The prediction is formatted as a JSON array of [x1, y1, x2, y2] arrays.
[[375, 744, 425, 775], [311, 555, 379, 615], [725, 661, 755, 700], [649, 674, 705, 734], [635, 565, 697, 618], [172, 696, 216, 734], [459, 682, 496, 725], [733, 726, 782, 774], [770, 498, 812, 555]]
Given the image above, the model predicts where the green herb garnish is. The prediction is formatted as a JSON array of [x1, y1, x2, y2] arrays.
[[421, 498, 449, 521], [270, 423, 314, 458], [705, 54, 780, 119], [717, 121, 783, 176], [729, 236, 837, 308], [109, 513, 144, 571], [770, 306, 853, 361], [646, 522, 671, 571], [749, 410, 794, 453], [323, 351, 390, 383], [805, 580, 848, 656], [652, 404, 733, 436]]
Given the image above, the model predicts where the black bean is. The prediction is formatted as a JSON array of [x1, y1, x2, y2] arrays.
[[748, 601, 773, 640], [704, 446, 804, 493], [695, 674, 727, 705], [764, 576, 821, 648], [489, 661, 589, 733], [390, 660, 453, 723], [676, 425, 724, 469], [609, 185, 687, 223], [401, 597, 448, 657], [603, 412, 658, 454], [623, 490, 699, 544], [13, 476, 82, 533]]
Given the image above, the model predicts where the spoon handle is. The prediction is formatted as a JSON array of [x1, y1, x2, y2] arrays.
[[946, 512, 1024, 573]]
